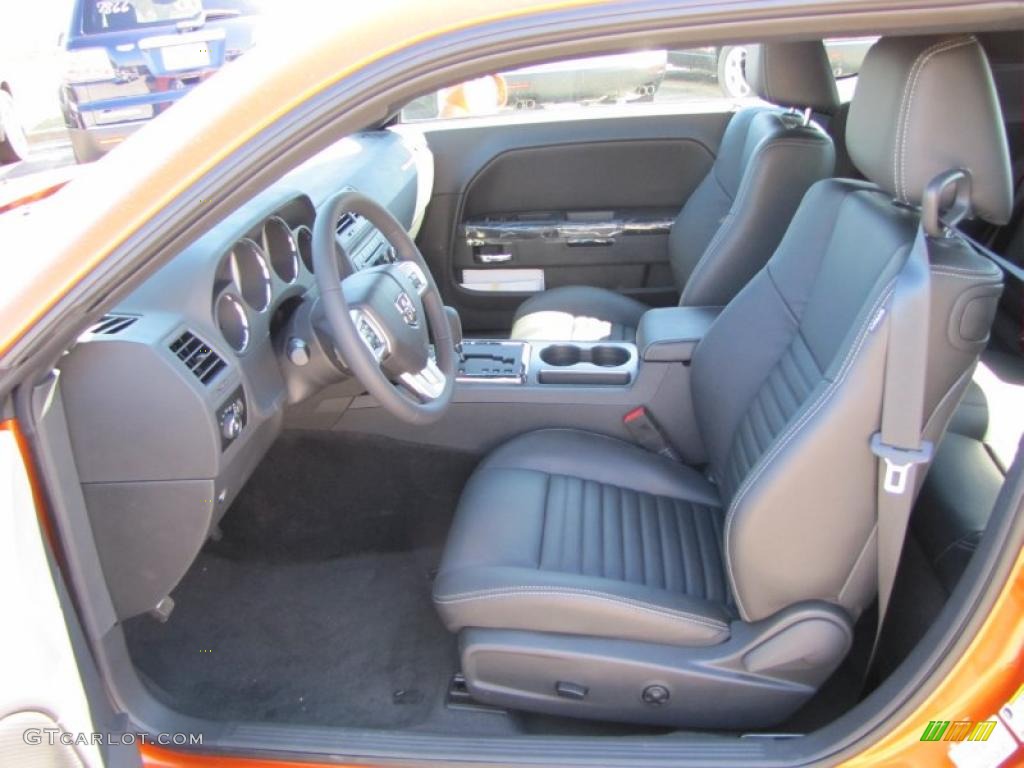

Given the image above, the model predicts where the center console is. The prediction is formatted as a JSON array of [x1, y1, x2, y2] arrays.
[[332, 306, 723, 469], [457, 339, 637, 387]]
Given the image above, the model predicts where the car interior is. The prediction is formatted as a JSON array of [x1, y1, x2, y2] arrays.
[[26, 22, 1024, 758]]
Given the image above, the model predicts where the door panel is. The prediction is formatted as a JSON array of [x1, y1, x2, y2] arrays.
[[408, 110, 730, 332]]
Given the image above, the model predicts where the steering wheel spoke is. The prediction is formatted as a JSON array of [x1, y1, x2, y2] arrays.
[[349, 307, 390, 362], [393, 260, 430, 296], [312, 190, 455, 424], [399, 358, 447, 402]]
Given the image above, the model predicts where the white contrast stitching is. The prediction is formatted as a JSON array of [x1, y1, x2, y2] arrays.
[[682, 138, 827, 304], [435, 586, 729, 630], [723, 279, 897, 619], [930, 269, 1002, 281], [895, 37, 975, 200], [928, 263, 999, 276], [894, 39, 959, 198]]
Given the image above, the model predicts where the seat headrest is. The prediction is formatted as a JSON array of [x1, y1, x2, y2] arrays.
[[847, 35, 1013, 224], [745, 41, 840, 114]]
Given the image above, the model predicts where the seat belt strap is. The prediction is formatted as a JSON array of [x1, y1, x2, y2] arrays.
[[956, 229, 1024, 284], [866, 222, 935, 672]]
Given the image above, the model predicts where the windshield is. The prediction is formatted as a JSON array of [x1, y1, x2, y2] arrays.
[[82, 0, 205, 34]]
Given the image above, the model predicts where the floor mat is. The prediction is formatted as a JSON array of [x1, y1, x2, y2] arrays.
[[124, 548, 461, 729], [207, 430, 480, 562]]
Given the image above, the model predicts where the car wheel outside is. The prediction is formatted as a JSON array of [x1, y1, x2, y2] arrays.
[[0, 89, 30, 165], [717, 45, 751, 99]]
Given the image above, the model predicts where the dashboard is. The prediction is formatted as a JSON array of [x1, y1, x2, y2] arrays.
[[56, 129, 433, 619]]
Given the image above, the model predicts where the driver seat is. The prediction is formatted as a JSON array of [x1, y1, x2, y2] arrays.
[[433, 35, 1012, 728]]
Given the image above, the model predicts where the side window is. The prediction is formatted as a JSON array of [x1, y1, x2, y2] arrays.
[[824, 37, 879, 101], [400, 38, 880, 122], [400, 48, 758, 123]]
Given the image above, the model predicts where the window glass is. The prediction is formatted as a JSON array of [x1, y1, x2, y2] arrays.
[[401, 48, 755, 122], [400, 38, 880, 122], [82, 1, 204, 34], [824, 37, 877, 78]]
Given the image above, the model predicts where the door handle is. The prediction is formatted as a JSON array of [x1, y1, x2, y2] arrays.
[[567, 237, 613, 247], [477, 253, 513, 264]]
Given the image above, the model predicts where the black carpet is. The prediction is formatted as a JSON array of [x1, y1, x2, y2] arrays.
[[124, 431, 484, 729], [208, 430, 480, 562], [125, 547, 458, 728]]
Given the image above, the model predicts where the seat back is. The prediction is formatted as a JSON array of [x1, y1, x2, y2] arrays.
[[690, 35, 1011, 622], [669, 41, 838, 306]]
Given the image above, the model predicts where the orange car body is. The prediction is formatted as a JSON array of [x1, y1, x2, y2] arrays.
[[1, 1, 1020, 765]]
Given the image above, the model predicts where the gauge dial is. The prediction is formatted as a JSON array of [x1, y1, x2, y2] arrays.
[[294, 224, 314, 274], [230, 238, 272, 312], [216, 293, 250, 353], [263, 216, 299, 284]]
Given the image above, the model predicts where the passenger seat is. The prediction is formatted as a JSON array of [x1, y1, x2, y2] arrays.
[[510, 40, 839, 342]]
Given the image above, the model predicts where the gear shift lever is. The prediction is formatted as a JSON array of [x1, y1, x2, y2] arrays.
[[444, 306, 464, 362]]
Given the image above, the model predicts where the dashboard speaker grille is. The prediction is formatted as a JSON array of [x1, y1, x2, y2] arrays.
[[169, 331, 226, 385], [89, 314, 138, 335]]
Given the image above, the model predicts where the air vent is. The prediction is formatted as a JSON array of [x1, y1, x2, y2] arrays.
[[336, 212, 360, 236], [169, 331, 226, 385], [89, 314, 138, 335]]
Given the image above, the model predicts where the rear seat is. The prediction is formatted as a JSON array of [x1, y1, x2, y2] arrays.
[[913, 349, 1024, 592]]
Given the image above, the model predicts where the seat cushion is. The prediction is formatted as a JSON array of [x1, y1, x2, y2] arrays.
[[509, 286, 648, 342], [433, 429, 734, 646]]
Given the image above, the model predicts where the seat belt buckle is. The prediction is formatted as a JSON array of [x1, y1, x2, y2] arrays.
[[870, 433, 933, 495], [624, 406, 680, 461]]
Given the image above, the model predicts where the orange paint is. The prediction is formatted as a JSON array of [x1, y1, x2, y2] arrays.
[[0, 179, 70, 215], [843, 545, 1024, 766], [140, 744, 363, 768], [0, 419, 58, 557], [1, 2, 1020, 765]]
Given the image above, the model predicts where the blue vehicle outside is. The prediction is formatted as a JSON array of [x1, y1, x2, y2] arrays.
[[59, 0, 261, 163]]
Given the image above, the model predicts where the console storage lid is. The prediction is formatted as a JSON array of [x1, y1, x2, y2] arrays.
[[636, 306, 723, 363]]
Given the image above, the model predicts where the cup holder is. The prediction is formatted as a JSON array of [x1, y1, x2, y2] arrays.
[[536, 342, 633, 385], [538, 343, 631, 368], [590, 345, 630, 367], [540, 344, 583, 367]]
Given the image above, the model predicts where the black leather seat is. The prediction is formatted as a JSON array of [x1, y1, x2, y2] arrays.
[[509, 40, 838, 342], [434, 35, 1012, 728], [914, 350, 1024, 591], [434, 430, 733, 647]]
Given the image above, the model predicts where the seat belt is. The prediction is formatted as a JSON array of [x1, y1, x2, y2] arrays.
[[867, 220, 934, 674], [865, 170, 1020, 679], [863, 168, 973, 677], [957, 229, 1024, 284]]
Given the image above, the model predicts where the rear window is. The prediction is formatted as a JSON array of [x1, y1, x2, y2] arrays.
[[82, 0, 204, 34]]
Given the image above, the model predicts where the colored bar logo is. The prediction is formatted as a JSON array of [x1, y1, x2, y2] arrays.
[[921, 719, 998, 742]]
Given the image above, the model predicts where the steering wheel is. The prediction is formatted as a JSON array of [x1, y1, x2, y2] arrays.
[[312, 190, 455, 424]]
